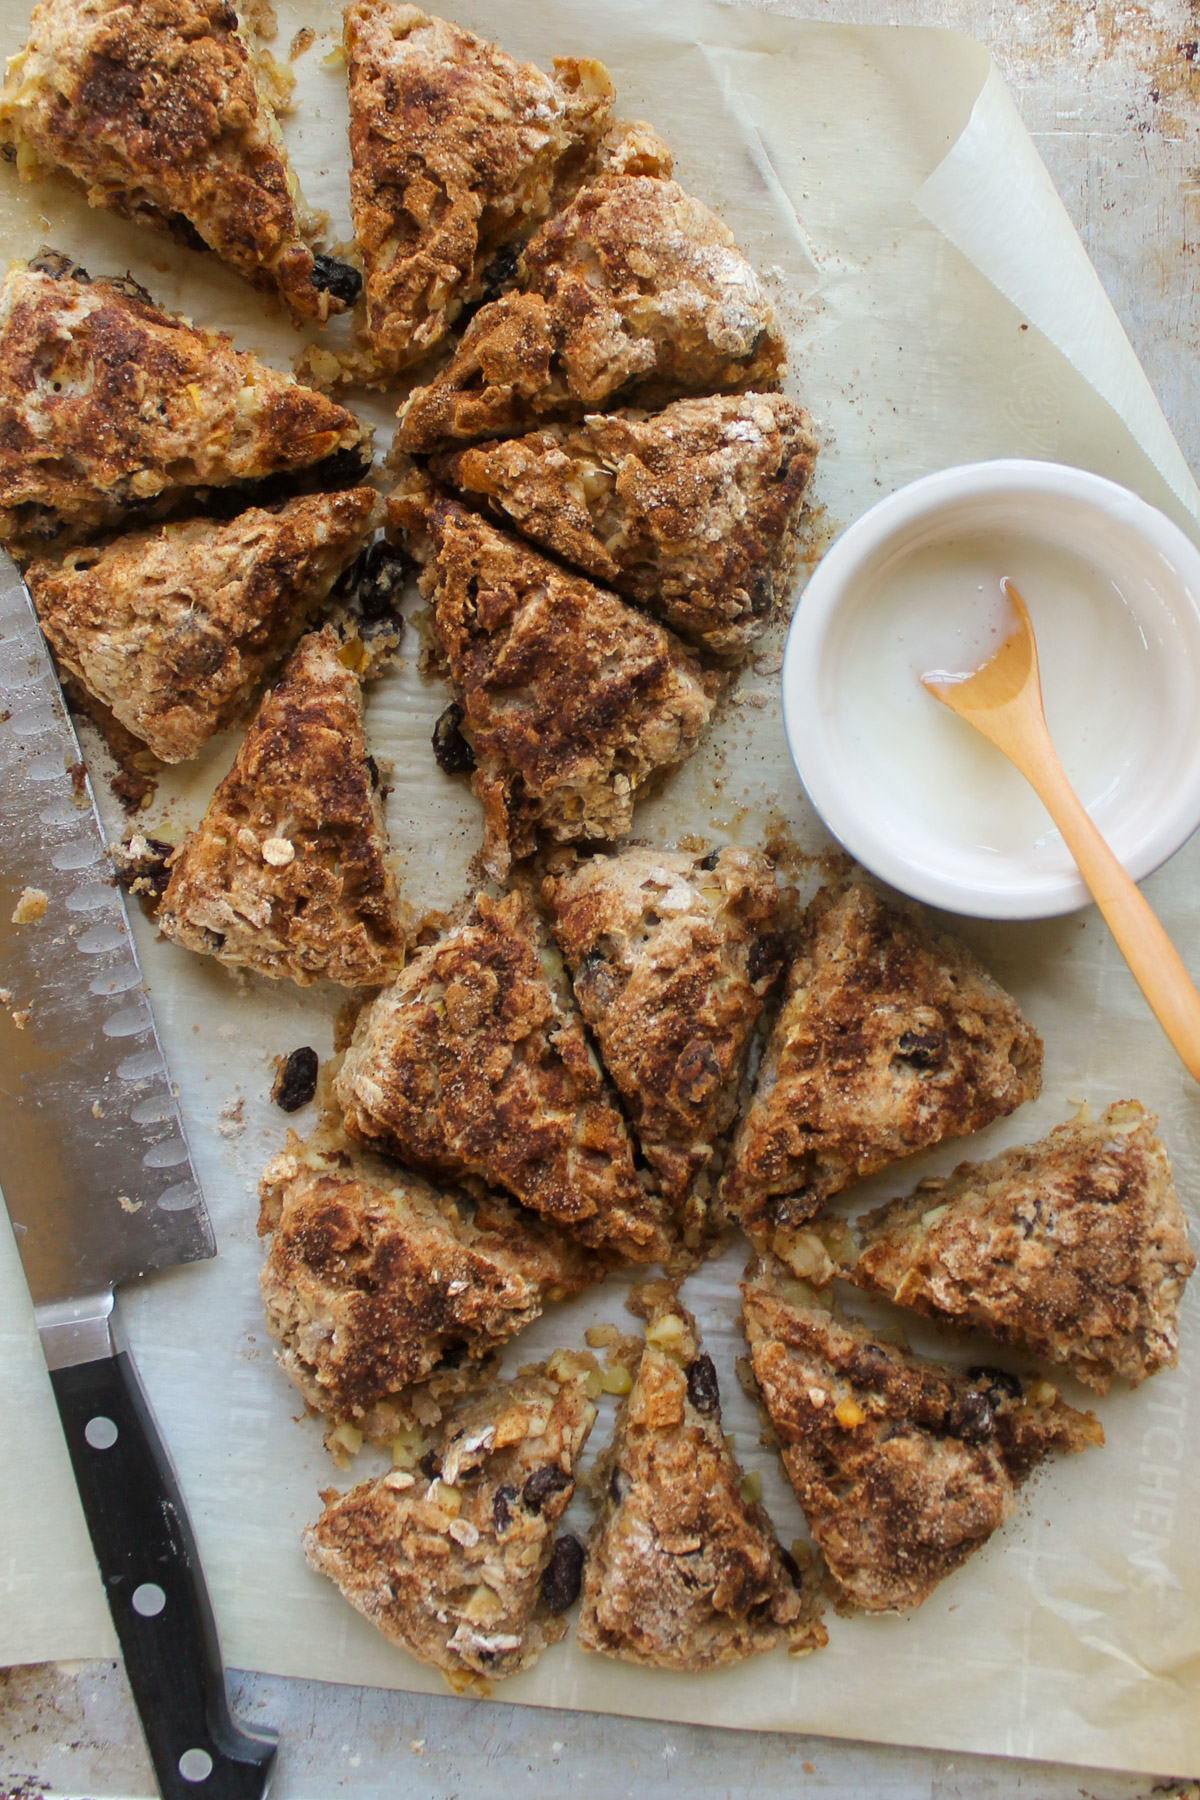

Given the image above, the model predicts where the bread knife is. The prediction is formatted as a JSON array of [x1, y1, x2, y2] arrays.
[[0, 551, 276, 1800]]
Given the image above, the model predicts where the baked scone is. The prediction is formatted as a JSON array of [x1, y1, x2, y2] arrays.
[[0, 0, 357, 321], [578, 1296, 826, 1668], [395, 140, 786, 452], [0, 256, 371, 550], [257, 1133, 604, 1438], [345, 2, 613, 373], [303, 1368, 596, 1683], [158, 624, 408, 986], [848, 1100, 1196, 1394], [720, 882, 1043, 1254], [26, 488, 378, 762], [543, 845, 791, 1238], [334, 886, 669, 1261], [434, 394, 818, 657], [391, 493, 713, 878], [740, 1260, 1102, 1613]]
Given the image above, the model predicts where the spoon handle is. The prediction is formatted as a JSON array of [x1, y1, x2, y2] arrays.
[[1025, 747, 1200, 1083]]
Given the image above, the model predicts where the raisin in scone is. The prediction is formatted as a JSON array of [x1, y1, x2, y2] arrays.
[[303, 1368, 596, 1683], [345, 2, 613, 373], [395, 132, 785, 452], [720, 882, 1043, 1252], [0, 256, 371, 549], [158, 625, 408, 986], [257, 1134, 604, 1439], [0, 0, 355, 321], [543, 845, 791, 1238], [26, 488, 378, 762], [578, 1296, 826, 1668], [434, 394, 818, 657], [390, 493, 713, 879], [849, 1100, 1195, 1394], [740, 1260, 1102, 1613], [334, 886, 670, 1261]]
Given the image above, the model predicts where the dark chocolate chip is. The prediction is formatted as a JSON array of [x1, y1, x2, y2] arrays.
[[492, 1484, 518, 1532], [418, 1449, 442, 1479], [432, 702, 476, 774], [698, 849, 721, 870], [522, 1464, 572, 1514], [685, 1353, 720, 1415], [894, 1029, 946, 1070], [541, 1532, 585, 1613], [477, 240, 520, 306], [310, 252, 363, 307], [272, 1046, 319, 1113], [951, 1389, 996, 1443], [966, 1364, 1023, 1402], [747, 932, 787, 989]]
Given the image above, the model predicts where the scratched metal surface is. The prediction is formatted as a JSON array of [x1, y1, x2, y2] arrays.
[[6, 0, 1200, 1795]]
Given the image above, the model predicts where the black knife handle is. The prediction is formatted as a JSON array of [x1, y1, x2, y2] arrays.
[[49, 1352, 277, 1800]]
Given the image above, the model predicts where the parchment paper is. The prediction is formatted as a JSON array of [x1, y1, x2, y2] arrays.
[[3, 0, 1200, 1776]]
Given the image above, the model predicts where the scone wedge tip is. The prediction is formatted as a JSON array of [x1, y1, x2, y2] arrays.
[[740, 1260, 1102, 1614], [0, 0, 358, 321], [848, 1098, 1196, 1393], [302, 1365, 597, 1685], [578, 1294, 826, 1668], [158, 623, 410, 987]]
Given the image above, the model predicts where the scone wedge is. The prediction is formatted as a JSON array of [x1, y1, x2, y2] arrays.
[[392, 493, 713, 878], [721, 882, 1043, 1253], [303, 1367, 596, 1684], [158, 624, 408, 986], [578, 1296, 826, 1669], [334, 886, 670, 1261], [26, 488, 378, 762], [740, 1260, 1102, 1613], [849, 1100, 1195, 1393], [0, 256, 371, 550], [543, 845, 792, 1238], [396, 135, 785, 452], [0, 0, 357, 321], [258, 1134, 604, 1440], [345, 1, 613, 373], [435, 394, 818, 657]]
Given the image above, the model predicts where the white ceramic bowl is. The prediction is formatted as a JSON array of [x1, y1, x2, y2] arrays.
[[781, 459, 1200, 919]]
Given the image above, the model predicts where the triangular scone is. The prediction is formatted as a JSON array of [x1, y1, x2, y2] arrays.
[[0, 0, 356, 321], [303, 1368, 596, 1684], [345, 2, 613, 374], [849, 1100, 1196, 1394], [26, 488, 378, 763], [720, 882, 1043, 1253], [395, 142, 786, 452], [740, 1261, 1102, 1613], [578, 1297, 826, 1669], [334, 887, 670, 1261], [391, 493, 713, 878], [543, 846, 791, 1240], [0, 256, 371, 550], [257, 1133, 605, 1439], [158, 625, 408, 986], [435, 394, 818, 657]]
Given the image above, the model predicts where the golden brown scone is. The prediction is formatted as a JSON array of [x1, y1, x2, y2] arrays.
[[392, 494, 713, 879], [720, 882, 1043, 1254], [334, 887, 670, 1261], [848, 1100, 1195, 1394], [543, 845, 791, 1240], [578, 1296, 826, 1669], [303, 1367, 596, 1684], [434, 394, 818, 657], [345, 1, 613, 373], [395, 143, 786, 452], [257, 1133, 604, 1439], [0, 257, 371, 550], [740, 1260, 1102, 1613], [26, 488, 378, 762], [0, 0, 355, 321], [158, 624, 408, 986]]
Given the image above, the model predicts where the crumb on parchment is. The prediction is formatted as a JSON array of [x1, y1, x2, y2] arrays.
[[11, 886, 48, 924]]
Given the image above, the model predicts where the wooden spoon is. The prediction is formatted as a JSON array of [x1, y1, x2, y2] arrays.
[[922, 577, 1200, 1084]]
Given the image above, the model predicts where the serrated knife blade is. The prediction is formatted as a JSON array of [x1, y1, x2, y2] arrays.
[[0, 551, 275, 1800]]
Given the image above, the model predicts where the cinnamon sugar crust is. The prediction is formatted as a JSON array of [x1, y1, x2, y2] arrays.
[[850, 1100, 1195, 1394]]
